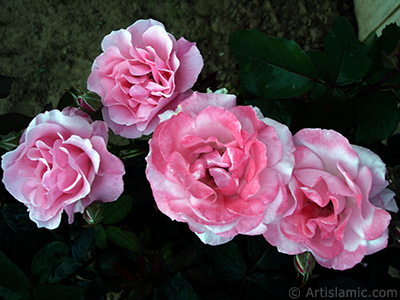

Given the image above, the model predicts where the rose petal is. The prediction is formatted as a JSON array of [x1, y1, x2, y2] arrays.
[[1, 109, 124, 230], [174, 37, 204, 92], [294, 129, 360, 179], [179, 91, 236, 118]]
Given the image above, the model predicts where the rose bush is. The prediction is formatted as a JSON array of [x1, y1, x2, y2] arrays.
[[145, 92, 295, 245], [87, 19, 204, 139], [1, 108, 125, 229], [263, 129, 398, 270]]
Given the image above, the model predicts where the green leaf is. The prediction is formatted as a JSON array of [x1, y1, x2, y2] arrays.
[[228, 29, 318, 99], [366, 23, 400, 77], [31, 241, 70, 284], [33, 284, 84, 300], [206, 241, 247, 281], [366, 67, 400, 86], [50, 256, 82, 283], [153, 272, 198, 300], [355, 91, 400, 143], [307, 50, 330, 83], [0, 251, 31, 291], [0, 132, 21, 152], [376, 23, 400, 52], [106, 226, 144, 253], [161, 241, 174, 265], [71, 227, 94, 262], [102, 195, 134, 225], [324, 16, 372, 85], [139, 226, 151, 244], [0, 75, 13, 99], [94, 224, 107, 249], [247, 236, 291, 271]]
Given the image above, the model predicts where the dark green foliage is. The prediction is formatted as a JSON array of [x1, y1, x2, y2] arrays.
[[228, 28, 318, 99], [102, 195, 134, 225], [206, 241, 247, 281], [246, 272, 290, 300], [0, 251, 31, 291], [322, 16, 372, 85], [355, 91, 400, 143], [229, 16, 400, 147], [106, 226, 145, 253], [247, 235, 292, 271], [31, 241, 70, 283], [153, 273, 198, 300]]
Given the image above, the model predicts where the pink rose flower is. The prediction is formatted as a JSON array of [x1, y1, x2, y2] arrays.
[[87, 19, 204, 139], [145, 92, 295, 245], [1, 108, 125, 229], [263, 129, 398, 270]]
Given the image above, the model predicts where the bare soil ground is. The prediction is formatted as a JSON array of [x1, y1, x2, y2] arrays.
[[0, 0, 355, 117]]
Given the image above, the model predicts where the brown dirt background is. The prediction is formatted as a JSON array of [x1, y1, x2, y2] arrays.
[[0, 0, 355, 118]]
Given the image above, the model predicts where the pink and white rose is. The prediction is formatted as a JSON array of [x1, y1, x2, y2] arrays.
[[1, 108, 125, 229], [263, 129, 398, 270], [87, 19, 204, 139], [145, 92, 295, 245]]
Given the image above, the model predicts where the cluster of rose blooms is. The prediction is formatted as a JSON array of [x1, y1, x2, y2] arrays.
[[2, 19, 398, 271]]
